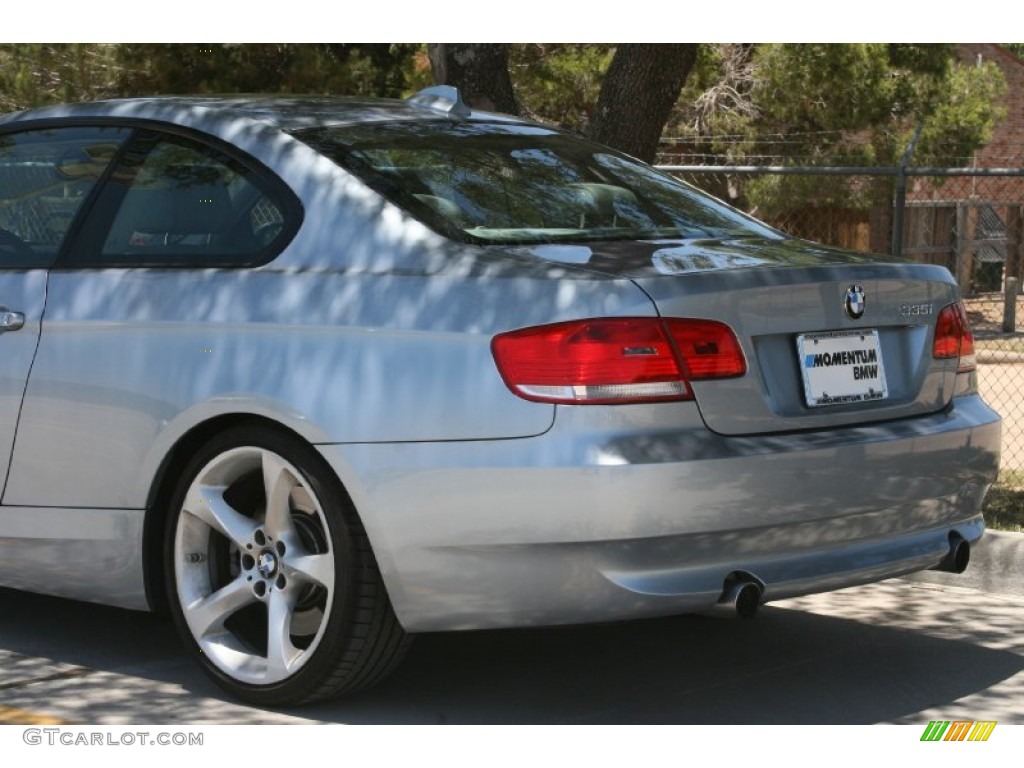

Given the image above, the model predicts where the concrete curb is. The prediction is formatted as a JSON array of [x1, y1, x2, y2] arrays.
[[905, 529, 1024, 598], [978, 528, 1024, 567]]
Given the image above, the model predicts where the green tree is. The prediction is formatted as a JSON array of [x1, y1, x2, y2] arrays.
[[668, 44, 1005, 217], [114, 44, 419, 98], [509, 44, 613, 132], [1, 43, 1007, 196], [0, 43, 423, 113], [746, 44, 998, 166], [429, 43, 697, 162], [0, 44, 119, 112]]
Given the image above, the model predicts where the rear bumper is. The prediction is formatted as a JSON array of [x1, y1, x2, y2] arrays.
[[317, 394, 1000, 631]]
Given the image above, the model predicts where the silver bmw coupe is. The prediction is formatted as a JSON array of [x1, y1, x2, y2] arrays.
[[0, 87, 1001, 704]]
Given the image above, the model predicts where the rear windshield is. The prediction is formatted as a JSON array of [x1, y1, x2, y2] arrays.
[[293, 122, 779, 245]]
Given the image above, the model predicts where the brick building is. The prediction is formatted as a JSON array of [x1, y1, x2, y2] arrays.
[[908, 44, 1024, 200], [903, 44, 1024, 292], [957, 45, 1023, 172]]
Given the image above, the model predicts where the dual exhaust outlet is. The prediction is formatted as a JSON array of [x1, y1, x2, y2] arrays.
[[713, 533, 971, 619]]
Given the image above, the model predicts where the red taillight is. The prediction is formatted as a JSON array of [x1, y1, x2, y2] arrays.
[[492, 317, 746, 404], [933, 302, 976, 373], [662, 318, 747, 379]]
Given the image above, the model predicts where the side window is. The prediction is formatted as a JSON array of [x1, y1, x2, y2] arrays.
[[81, 133, 296, 267], [0, 126, 130, 268]]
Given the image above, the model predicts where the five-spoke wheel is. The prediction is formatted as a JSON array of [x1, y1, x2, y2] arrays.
[[165, 426, 408, 704]]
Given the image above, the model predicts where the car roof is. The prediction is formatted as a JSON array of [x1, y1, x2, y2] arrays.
[[0, 93, 532, 133]]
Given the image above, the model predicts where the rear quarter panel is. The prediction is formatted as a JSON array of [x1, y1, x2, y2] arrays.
[[6, 253, 654, 510]]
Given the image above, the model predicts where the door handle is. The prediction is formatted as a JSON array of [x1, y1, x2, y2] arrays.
[[0, 309, 26, 332]]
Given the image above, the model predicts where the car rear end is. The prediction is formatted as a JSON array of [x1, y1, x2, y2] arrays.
[[315, 244, 998, 631], [298, 115, 1000, 632]]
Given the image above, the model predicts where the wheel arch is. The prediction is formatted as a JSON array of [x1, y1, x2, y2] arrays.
[[142, 413, 342, 613], [148, 415, 410, 703]]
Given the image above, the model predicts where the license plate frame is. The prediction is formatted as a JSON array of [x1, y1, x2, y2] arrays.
[[796, 329, 888, 408]]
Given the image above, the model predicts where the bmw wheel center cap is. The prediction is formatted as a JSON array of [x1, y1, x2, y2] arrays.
[[257, 551, 279, 578]]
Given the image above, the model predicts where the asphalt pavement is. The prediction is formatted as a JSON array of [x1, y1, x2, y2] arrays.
[[0, 531, 1022, 725]]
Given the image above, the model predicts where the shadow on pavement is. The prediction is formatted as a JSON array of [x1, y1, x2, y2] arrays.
[[1, 581, 1021, 725]]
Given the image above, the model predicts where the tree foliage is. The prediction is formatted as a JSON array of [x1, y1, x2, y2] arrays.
[[426, 43, 696, 162], [115, 44, 420, 98], [0, 43, 1009, 203], [748, 44, 991, 165], [509, 44, 613, 132], [915, 58, 1007, 165], [0, 44, 119, 112], [668, 44, 1006, 216], [0, 43, 422, 113]]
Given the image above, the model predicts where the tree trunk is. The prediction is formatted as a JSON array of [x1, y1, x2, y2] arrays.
[[588, 44, 698, 163], [427, 44, 518, 115]]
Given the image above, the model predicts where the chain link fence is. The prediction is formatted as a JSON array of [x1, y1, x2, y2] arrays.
[[656, 163, 1024, 495]]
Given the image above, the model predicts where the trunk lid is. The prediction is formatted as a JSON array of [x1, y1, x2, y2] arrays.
[[513, 237, 962, 436]]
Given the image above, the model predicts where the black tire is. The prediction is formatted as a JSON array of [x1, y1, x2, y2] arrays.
[[163, 424, 410, 705]]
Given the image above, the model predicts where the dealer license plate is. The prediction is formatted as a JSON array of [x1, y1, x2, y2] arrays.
[[796, 329, 888, 408]]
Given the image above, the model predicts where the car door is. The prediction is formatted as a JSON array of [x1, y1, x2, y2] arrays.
[[3, 126, 298, 510], [0, 270, 45, 498], [0, 126, 131, 498]]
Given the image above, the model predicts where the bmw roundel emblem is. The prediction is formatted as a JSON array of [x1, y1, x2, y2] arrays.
[[844, 285, 866, 320]]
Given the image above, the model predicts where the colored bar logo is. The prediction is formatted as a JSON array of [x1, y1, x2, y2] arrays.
[[920, 721, 996, 741]]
